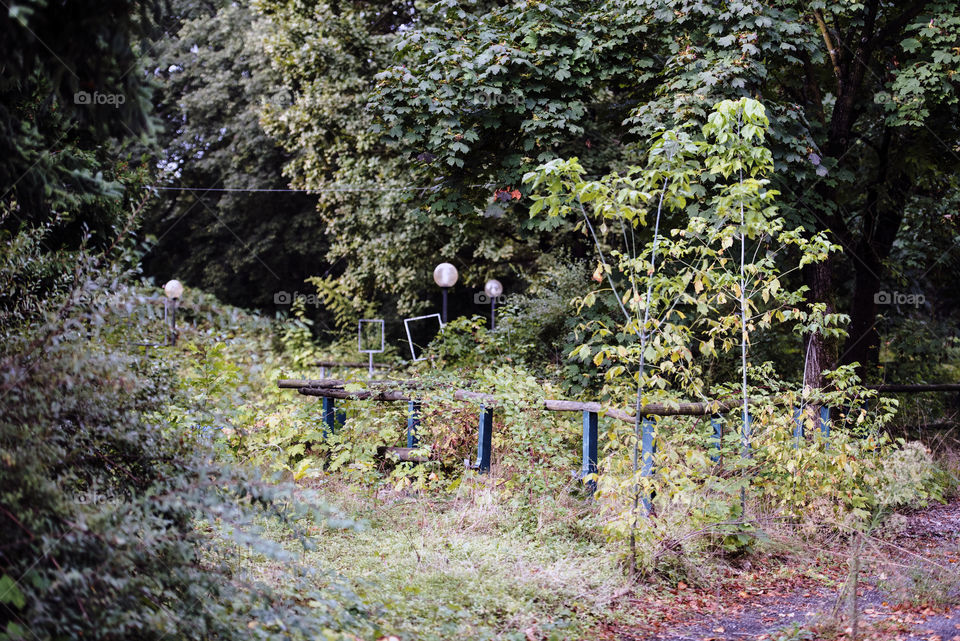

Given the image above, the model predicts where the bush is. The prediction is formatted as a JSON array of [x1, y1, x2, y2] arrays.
[[0, 225, 376, 640]]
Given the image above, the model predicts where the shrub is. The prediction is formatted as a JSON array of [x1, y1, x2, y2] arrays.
[[0, 224, 376, 640]]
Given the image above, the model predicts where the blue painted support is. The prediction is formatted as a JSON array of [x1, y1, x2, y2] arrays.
[[640, 416, 655, 512], [321, 397, 346, 437], [709, 414, 723, 462], [407, 400, 421, 448], [793, 406, 804, 446], [742, 407, 751, 455], [474, 406, 493, 473], [322, 397, 336, 437], [818, 405, 830, 438], [581, 411, 599, 493]]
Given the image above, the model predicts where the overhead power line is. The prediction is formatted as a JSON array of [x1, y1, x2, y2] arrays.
[[147, 183, 496, 194]]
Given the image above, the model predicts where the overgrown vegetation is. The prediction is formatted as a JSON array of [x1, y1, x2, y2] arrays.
[[4, 0, 960, 639]]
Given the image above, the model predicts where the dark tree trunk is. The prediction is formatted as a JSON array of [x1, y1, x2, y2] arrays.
[[841, 130, 906, 376], [801, 2, 882, 388], [844, 263, 883, 374], [802, 255, 838, 390], [841, 205, 905, 372]]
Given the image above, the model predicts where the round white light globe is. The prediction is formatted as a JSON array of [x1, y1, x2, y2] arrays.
[[433, 263, 459, 288], [484, 279, 503, 298], [163, 279, 184, 299]]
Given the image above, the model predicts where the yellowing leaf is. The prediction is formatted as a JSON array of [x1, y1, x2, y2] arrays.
[[592, 262, 604, 282]]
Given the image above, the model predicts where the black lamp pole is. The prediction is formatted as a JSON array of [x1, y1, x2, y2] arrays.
[[441, 287, 449, 323]]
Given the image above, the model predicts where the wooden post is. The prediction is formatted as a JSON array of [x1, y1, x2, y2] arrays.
[[475, 406, 493, 473], [710, 414, 723, 462], [407, 400, 421, 448], [582, 411, 598, 493]]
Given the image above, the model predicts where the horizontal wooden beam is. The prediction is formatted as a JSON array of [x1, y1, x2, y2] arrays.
[[292, 384, 747, 422], [866, 383, 960, 393], [279, 378, 421, 389], [382, 446, 431, 463], [313, 361, 392, 369]]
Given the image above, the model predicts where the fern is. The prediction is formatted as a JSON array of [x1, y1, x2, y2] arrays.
[[306, 275, 377, 331]]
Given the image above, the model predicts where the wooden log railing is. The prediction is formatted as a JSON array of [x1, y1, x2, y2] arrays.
[[278, 379, 745, 422], [279, 378, 960, 495], [277, 378, 796, 487], [313, 360, 392, 370], [865, 383, 960, 393]]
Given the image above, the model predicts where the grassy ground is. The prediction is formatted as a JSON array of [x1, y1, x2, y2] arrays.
[[291, 477, 636, 641], [166, 305, 960, 640]]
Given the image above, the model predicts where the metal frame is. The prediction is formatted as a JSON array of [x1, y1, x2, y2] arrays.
[[403, 313, 444, 361], [357, 319, 385, 354]]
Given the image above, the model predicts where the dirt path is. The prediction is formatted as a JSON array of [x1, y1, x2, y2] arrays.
[[611, 501, 960, 641]]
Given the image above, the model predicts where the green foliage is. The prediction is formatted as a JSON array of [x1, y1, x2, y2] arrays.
[[361, 0, 960, 376], [0, 0, 157, 229], [524, 98, 944, 572], [371, 0, 647, 205], [254, 0, 439, 314], [305, 274, 378, 333], [526, 98, 839, 404], [0, 217, 376, 639], [143, 0, 326, 312]]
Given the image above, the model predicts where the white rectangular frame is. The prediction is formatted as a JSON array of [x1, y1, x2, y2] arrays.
[[358, 319, 385, 354], [403, 313, 444, 361]]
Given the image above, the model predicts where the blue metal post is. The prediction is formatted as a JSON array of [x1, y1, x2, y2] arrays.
[[793, 406, 804, 446], [322, 397, 336, 437], [582, 411, 599, 493], [475, 406, 493, 473], [819, 405, 830, 438], [321, 397, 345, 437], [407, 400, 421, 448], [742, 407, 751, 456], [710, 414, 723, 462], [640, 416, 655, 512]]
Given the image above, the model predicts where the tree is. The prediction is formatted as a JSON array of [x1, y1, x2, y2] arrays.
[[367, 0, 960, 382], [254, 0, 592, 314], [143, 0, 327, 311], [0, 0, 158, 245]]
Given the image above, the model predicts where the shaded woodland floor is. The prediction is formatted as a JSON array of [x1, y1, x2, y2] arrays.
[[608, 500, 960, 641]]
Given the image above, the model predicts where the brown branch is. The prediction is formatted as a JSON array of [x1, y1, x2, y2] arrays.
[[813, 10, 842, 85], [875, 2, 932, 47]]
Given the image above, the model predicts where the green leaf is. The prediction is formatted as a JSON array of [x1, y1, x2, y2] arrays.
[[0, 575, 25, 610]]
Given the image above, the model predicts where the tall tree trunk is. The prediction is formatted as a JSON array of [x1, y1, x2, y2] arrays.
[[803, 256, 839, 390], [842, 165, 907, 375], [802, 2, 881, 388]]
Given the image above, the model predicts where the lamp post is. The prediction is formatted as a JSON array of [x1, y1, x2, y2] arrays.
[[433, 262, 458, 323], [163, 279, 184, 345], [484, 279, 503, 330]]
